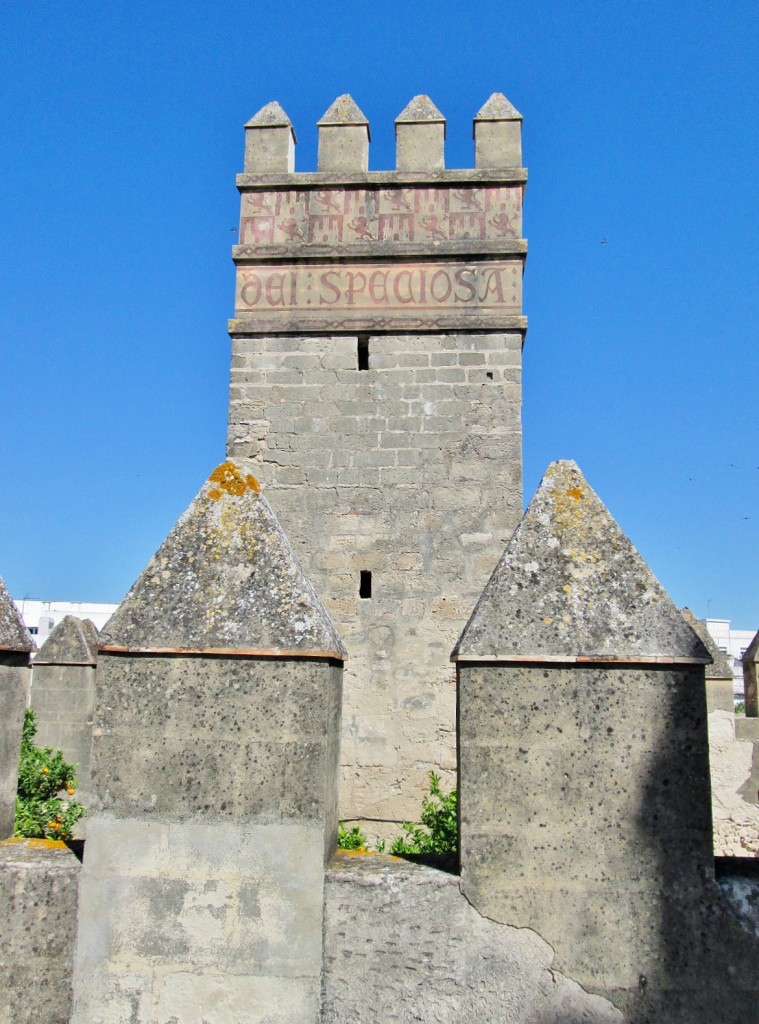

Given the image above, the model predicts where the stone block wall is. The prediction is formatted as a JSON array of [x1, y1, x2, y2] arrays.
[[229, 329, 522, 829]]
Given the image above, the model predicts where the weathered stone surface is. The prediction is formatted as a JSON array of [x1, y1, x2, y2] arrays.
[[317, 95, 370, 173], [395, 95, 445, 171], [742, 630, 759, 716], [99, 460, 345, 656], [709, 708, 759, 856], [31, 618, 98, 830], [682, 608, 732, 679], [0, 575, 34, 652], [0, 584, 32, 835], [245, 100, 295, 131], [228, 332, 523, 837], [475, 91, 523, 122], [35, 615, 98, 665], [454, 460, 711, 662], [0, 838, 80, 1024], [91, 654, 342, 831], [244, 102, 296, 174], [323, 852, 624, 1023], [395, 94, 446, 126], [474, 93, 523, 169], [71, 819, 324, 1024]]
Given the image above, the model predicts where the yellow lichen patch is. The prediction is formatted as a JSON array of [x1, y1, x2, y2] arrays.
[[0, 837, 68, 850], [566, 486, 582, 501], [207, 462, 261, 500], [543, 616, 553, 625]]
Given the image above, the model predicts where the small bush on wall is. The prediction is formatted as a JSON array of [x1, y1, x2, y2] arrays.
[[15, 709, 85, 841]]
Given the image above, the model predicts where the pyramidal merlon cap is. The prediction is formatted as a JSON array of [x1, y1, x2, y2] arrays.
[[474, 92, 522, 121], [453, 460, 711, 663], [245, 100, 297, 141], [318, 94, 370, 136], [0, 575, 35, 652], [100, 461, 346, 657], [395, 95, 445, 124], [681, 608, 732, 679], [35, 615, 98, 665]]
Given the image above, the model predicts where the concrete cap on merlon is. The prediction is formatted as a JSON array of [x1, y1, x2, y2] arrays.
[[453, 460, 712, 664], [99, 461, 346, 659], [34, 616, 98, 666], [0, 576, 34, 653], [681, 608, 733, 679]]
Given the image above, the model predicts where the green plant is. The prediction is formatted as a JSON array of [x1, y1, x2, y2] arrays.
[[390, 772, 457, 856], [14, 709, 86, 841], [735, 702, 746, 715], [338, 822, 368, 850]]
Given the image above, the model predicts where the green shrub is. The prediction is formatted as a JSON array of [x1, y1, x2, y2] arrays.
[[337, 823, 368, 850], [14, 709, 86, 841], [390, 772, 457, 856], [735, 701, 746, 715]]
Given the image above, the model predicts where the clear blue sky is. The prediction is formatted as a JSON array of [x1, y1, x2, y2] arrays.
[[1, 2, 757, 628]]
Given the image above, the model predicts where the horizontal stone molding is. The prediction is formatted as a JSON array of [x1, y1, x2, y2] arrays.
[[229, 313, 529, 334], [99, 645, 346, 660], [451, 653, 712, 664], [233, 239, 527, 262], [237, 169, 527, 188]]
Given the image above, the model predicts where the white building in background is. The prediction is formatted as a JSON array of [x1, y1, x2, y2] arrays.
[[13, 599, 118, 648], [706, 618, 756, 702]]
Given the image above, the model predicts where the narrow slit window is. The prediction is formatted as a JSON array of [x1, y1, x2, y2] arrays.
[[357, 335, 370, 371], [359, 571, 372, 599]]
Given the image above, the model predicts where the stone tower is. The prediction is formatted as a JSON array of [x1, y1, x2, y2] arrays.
[[227, 93, 527, 834]]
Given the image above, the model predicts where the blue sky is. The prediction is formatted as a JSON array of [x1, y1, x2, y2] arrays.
[[1, 2, 757, 628]]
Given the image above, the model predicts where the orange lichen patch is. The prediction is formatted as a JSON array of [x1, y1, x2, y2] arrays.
[[0, 837, 68, 850], [336, 848, 402, 861], [566, 487, 582, 501], [207, 462, 261, 500]]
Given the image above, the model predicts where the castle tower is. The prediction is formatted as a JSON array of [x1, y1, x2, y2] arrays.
[[227, 94, 527, 834]]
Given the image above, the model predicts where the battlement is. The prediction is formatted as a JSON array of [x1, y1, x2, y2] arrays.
[[231, 94, 527, 335], [240, 93, 524, 180]]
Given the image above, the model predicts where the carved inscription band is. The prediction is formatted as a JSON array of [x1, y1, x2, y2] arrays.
[[235, 261, 522, 324]]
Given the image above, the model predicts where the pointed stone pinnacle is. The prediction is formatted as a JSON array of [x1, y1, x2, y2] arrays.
[[0, 576, 34, 652], [454, 460, 711, 662], [395, 95, 445, 124], [35, 616, 98, 665], [318, 94, 370, 137], [100, 460, 346, 657], [475, 92, 522, 121], [245, 101, 296, 142], [681, 609, 731, 679]]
